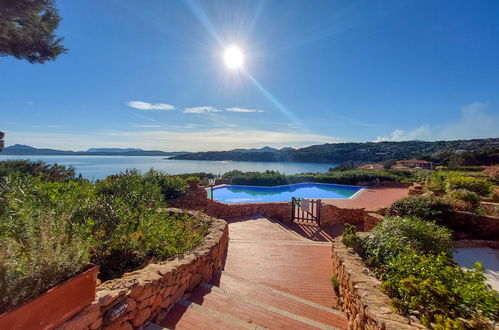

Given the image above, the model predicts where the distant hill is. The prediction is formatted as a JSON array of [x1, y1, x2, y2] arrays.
[[229, 146, 293, 153], [86, 148, 144, 153], [171, 138, 499, 164], [0, 144, 190, 157]]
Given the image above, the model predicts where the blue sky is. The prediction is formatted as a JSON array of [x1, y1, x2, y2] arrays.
[[1, 0, 498, 151]]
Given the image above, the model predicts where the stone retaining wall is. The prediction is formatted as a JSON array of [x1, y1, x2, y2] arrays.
[[331, 238, 425, 330], [448, 211, 499, 240], [59, 209, 229, 330], [170, 186, 379, 228]]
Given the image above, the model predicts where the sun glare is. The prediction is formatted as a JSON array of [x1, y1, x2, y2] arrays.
[[223, 45, 244, 70]]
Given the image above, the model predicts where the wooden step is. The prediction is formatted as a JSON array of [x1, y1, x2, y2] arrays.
[[213, 272, 347, 329]]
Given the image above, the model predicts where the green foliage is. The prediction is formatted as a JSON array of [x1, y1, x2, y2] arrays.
[[0, 159, 76, 181], [445, 175, 493, 196], [446, 189, 482, 213], [143, 169, 187, 199], [0, 210, 90, 313], [388, 195, 453, 224], [222, 169, 419, 186], [0, 0, 67, 63], [342, 223, 361, 250], [382, 249, 499, 327], [360, 217, 452, 269], [0, 131, 4, 151], [0, 164, 209, 311], [329, 163, 356, 172], [330, 275, 339, 292], [185, 176, 201, 182], [172, 139, 499, 165]]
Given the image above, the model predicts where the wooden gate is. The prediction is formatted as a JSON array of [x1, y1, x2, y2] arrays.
[[291, 197, 321, 225]]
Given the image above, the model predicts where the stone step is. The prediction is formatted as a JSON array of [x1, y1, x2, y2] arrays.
[[214, 272, 347, 329]]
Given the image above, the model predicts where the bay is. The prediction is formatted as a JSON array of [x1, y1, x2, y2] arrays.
[[0, 155, 336, 180]]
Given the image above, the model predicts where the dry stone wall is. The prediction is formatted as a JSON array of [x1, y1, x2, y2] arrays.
[[170, 186, 383, 229], [58, 209, 229, 330], [331, 238, 425, 330]]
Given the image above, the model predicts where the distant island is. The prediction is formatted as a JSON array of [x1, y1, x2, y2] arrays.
[[0, 144, 189, 157], [171, 138, 499, 164]]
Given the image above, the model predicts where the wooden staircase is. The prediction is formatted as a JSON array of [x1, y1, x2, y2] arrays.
[[148, 271, 348, 330]]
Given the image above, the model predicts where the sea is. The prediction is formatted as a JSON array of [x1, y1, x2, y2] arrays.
[[0, 155, 336, 180]]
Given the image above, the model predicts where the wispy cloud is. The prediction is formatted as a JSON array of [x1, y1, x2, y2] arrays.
[[183, 106, 221, 114], [225, 107, 265, 113], [132, 125, 161, 128], [127, 101, 175, 111], [375, 102, 499, 142]]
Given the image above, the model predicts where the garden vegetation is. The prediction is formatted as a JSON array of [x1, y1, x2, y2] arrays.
[[343, 216, 499, 328], [0, 161, 208, 313]]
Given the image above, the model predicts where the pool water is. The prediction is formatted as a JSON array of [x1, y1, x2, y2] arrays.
[[210, 182, 363, 203]]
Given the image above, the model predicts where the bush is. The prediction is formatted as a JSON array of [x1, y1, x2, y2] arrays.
[[446, 189, 482, 213], [143, 169, 187, 199], [382, 249, 499, 327], [0, 168, 211, 307], [445, 175, 493, 196], [388, 195, 453, 224], [0, 211, 90, 313], [341, 223, 361, 250], [0, 160, 76, 181], [360, 217, 452, 269]]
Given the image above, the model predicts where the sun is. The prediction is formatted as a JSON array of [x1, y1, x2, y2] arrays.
[[223, 45, 244, 70]]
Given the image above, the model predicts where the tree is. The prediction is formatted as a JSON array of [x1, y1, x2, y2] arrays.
[[0, 131, 4, 151], [0, 0, 67, 63]]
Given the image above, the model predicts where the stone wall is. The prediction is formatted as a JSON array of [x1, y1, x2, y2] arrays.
[[170, 186, 383, 229], [59, 209, 229, 330], [446, 211, 499, 240], [331, 238, 425, 330]]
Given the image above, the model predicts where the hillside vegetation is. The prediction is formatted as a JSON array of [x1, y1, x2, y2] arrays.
[[172, 138, 499, 164]]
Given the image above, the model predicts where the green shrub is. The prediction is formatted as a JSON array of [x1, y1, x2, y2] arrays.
[[446, 189, 482, 213], [143, 169, 187, 199], [445, 175, 493, 196], [0, 211, 90, 313], [330, 275, 339, 292], [0, 160, 76, 181], [0, 169, 210, 300], [388, 195, 453, 224], [382, 249, 499, 327], [360, 217, 452, 269], [342, 223, 361, 250]]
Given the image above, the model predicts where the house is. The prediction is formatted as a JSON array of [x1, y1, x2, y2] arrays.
[[358, 163, 384, 170], [393, 160, 433, 170]]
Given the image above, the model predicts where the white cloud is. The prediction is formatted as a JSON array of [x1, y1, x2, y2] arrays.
[[127, 101, 175, 111], [375, 102, 499, 142], [183, 106, 221, 114], [225, 107, 265, 113], [4, 128, 342, 152], [132, 125, 161, 128]]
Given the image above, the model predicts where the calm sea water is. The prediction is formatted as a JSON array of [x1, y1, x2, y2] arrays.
[[212, 183, 363, 203], [0, 155, 336, 180]]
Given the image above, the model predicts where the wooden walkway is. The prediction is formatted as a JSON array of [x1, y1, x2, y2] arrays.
[[153, 215, 348, 329]]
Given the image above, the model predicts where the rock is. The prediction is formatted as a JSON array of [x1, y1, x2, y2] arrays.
[[151, 294, 163, 311], [131, 307, 151, 327]]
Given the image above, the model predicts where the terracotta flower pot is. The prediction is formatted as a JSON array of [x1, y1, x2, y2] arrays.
[[0, 264, 99, 330]]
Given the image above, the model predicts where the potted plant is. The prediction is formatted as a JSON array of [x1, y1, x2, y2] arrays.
[[0, 264, 99, 330]]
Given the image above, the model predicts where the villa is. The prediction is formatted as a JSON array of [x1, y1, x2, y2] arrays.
[[392, 160, 433, 170]]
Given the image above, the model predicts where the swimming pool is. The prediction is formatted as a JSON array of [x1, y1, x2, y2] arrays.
[[210, 182, 364, 203]]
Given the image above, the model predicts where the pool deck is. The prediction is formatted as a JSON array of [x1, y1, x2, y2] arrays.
[[322, 186, 409, 211]]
